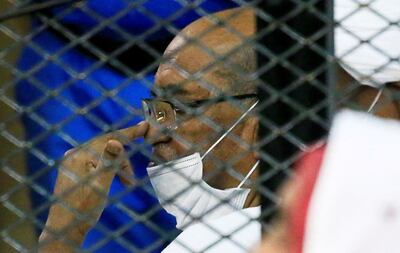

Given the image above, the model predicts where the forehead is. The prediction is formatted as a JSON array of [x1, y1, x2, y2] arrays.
[[154, 35, 216, 100], [154, 67, 214, 101], [153, 9, 254, 100], [154, 39, 239, 100]]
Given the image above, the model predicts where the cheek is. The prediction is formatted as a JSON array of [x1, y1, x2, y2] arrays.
[[170, 104, 240, 154], [177, 118, 218, 147], [178, 106, 235, 144]]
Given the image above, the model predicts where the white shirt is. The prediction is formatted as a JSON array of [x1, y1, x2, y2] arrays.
[[162, 207, 261, 253], [303, 110, 400, 253]]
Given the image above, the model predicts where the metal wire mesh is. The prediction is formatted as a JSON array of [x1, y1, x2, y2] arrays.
[[0, 0, 399, 252]]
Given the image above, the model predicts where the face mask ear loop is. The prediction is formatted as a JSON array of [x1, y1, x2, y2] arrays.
[[367, 87, 384, 113], [237, 160, 259, 189], [201, 100, 259, 160]]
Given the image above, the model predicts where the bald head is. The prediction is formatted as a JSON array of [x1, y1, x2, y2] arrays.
[[156, 7, 257, 97]]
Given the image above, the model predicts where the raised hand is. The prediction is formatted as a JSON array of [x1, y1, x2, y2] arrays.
[[38, 122, 148, 253]]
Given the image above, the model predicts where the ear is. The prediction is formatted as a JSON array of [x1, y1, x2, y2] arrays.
[[240, 116, 259, 146]]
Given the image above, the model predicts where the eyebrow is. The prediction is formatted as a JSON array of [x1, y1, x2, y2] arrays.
[[151, 84, 189, 97]]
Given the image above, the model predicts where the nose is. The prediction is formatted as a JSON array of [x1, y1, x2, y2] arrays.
[[144, 122, 172, 145]]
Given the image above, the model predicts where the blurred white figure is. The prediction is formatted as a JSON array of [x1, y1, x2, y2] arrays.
[[163, 207, 260, 253], [303, 110, 400, 253]]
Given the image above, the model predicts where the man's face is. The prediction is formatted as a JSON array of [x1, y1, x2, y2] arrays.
[[144, 35, 256, 187]]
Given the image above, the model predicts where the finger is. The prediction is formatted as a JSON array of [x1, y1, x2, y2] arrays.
[[113, 121, 149, 144], [105, 140, 135, 187], [118, 159, 135, 187], [105, 139, 124, 157], [85, 122, 148, 157], [95, 140, 124, 188]]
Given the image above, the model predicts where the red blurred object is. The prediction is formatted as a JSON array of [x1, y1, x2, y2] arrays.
[[289, 144, 326, 253]]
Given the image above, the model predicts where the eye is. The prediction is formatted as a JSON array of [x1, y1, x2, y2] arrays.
[[156, 111, 167, 122]]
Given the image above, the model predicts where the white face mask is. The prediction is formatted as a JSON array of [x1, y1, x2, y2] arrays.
[[147, 101, 259, 230]]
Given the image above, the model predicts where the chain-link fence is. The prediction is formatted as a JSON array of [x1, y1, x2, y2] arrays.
[[1, 0, 399, 252]]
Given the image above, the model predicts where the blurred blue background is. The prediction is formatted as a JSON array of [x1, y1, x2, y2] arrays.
[[16, 1, 240, 252]]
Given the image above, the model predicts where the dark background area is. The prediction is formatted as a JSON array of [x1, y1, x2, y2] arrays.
[[257, 0, 334, 225]]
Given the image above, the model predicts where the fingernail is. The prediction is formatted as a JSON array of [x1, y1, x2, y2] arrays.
[[64, 148, 75, 157]]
